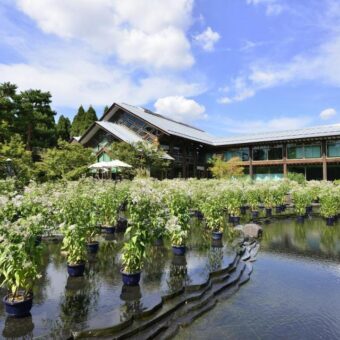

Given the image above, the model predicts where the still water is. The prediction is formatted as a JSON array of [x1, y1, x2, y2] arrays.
[[1, 217, 340, 339], [177, 217, 340, 340]]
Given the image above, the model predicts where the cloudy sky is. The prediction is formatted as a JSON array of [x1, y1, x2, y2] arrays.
[[1, 0, 340, 136]]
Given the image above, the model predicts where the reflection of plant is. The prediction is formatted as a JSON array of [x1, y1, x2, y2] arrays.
[[320, 227, 336, 253], [143, 247, 168, 282], [167, 261, 188, 293], [208, 246, 224, 272], [166, 216, 188, 246]]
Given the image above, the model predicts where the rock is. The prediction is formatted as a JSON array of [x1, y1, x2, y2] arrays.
[[234, 223, 262, 238]]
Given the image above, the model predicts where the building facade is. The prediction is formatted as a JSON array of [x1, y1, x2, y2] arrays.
[[79, 103, 340, 180]]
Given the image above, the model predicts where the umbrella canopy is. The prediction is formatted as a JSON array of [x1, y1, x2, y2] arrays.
[[88, 160, 132, 169]]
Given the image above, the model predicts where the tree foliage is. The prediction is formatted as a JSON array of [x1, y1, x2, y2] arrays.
[[209, 155, 244, 179], [57, 115, 71, 141], [37, 140, 95, 181], [0, 135, 33, 185], [71, 105, 97, 137]]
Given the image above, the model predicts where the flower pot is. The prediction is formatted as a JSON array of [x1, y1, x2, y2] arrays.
[[265, 208, 272, 217], [86, 241, 99, 254], [296, 215, 305, 223], [121, 271, 141, 286], [101, 225, 115, 234], [3, 294, 33, 317], [326, 216, 335, 226], [67, 262, 85, 277], [232, 216, 240, 225], [116, 217, 128, 232], [306, 205, 313, 214], [281, 204, 286, 212], [240, 206, 247, 215], [211, 239, 223, 248], [275, 206, 282, 214], [228, 214, 233, 223], [34, 235, 42, 246], [153, 237, 164, 246], [251, 210, 259, 219], [172, 245, 186, 256], [212, 231, 223, 240]]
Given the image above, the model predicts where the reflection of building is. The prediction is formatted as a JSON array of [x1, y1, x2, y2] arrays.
[[79, 103, 340, 180]]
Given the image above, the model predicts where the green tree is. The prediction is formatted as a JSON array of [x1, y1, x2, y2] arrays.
[[57, 115, 71, 141], [209, 155, 244, 179], [0, 82, 17, 142], [0, 135, 33, 185], [103, 105, 109, 115], [71, 105, 86, 137], [14, 89, 57, 150], [37, 140, 95, 180], [71, 105, 97, 137]]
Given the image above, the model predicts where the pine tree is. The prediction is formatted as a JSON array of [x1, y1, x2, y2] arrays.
[[84, 105, 97, 126], [71, 105, 86, 137], [56, 115, 71, 141], [103, 105, 109, 114]]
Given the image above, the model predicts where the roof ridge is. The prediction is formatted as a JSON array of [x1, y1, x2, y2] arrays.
[[120, 102, 206, 133]]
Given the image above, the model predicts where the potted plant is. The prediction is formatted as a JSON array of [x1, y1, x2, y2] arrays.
[[0, 233, 41, 317], [224, 187, 242, 224], [61, 224, 87, 277], [200, 194, 225, 240], [319, 189, 340, 226], [292, 187, 312, 223], [260, 185, 275, 218], [246, 186, 261, 220], [166, 216, 188, 255]]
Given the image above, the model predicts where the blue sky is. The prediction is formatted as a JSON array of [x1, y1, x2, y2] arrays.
[[0, 0, 340, 136]]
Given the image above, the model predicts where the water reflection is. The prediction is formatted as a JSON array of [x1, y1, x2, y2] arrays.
[[167, 255, 188, 293], [208, 244, 224, 272], [261, 218, 340, 260], [2, 315, 34, 339], [120, 285, 142, 319]]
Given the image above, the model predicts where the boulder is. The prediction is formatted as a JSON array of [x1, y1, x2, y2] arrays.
[[234, 223, 262, 238]]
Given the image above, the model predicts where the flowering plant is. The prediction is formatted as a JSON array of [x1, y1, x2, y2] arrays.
[[166, 216, 188, 246]]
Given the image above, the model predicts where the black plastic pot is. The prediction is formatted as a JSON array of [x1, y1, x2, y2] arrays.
[[67, 262, 85, 277], [228, 214, 233, 223], [251, 210, 259, 219], [172, 245, 186, 256], [101, 225, 115, 234], [275, 206, 282, 214], [326, 216, 335, 226], [153, 237, 164, 246], [116, 217, 128, 232], [3, 294, 33, 317], [281, 204, 287, 212], [232, 216, 240, 225], [240, 206, 247, 215], [212, 231, 223, 240], [34, 235, 42, 246], [296, 215, 305, 223], [265, 208, 272, 217], [306, 205, 313, 214], [121, 271, 141, 286], [86, 241, 99, 254]]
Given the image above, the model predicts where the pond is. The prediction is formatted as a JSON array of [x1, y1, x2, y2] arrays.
[[177, 217, 340, 340], [1, 215, 340, 339]]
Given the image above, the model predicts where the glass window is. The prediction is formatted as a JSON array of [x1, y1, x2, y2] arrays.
[[304, 145, 321, 158], [287, 144, 304, 159], [268, 146, 283, 160], [224, 148, 249, 161], [327, 140, 340, 157], [253, 147, 267, 161]]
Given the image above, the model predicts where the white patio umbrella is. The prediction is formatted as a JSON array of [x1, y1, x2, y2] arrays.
[[88, 162, 107, 169], [101, 160, 132, 168]]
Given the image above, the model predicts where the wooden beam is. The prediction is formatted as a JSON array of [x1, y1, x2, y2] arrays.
[[322, 140, 327, 180]]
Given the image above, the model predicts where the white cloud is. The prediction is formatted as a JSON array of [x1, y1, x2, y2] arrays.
[[246, 0, 284, 16], [320, 108, 337, 120], [0, 0, 210, 110], [194, 27, 220, 51], [154, 96, 206, 122], [15, 0, 195, 70]]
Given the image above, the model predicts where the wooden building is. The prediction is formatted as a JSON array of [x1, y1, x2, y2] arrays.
[[79, 103, 340, 180]]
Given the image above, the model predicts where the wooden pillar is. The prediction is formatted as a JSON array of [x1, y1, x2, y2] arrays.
[[322, 140, 327, 181], [249, 146, 253, 178], [182, 144, 187, 178], [193, 144, 197, 178], [283, 143, 288, 177]]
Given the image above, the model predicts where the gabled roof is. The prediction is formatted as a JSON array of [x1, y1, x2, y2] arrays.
[[110, 103, 216, 144], [96, 121, 143, 143], [213, 123, 340, 146]]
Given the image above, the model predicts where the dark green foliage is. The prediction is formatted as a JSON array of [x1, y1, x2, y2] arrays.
[[287, 172, 306, 184], [0, 135, 33, 185], [37, 140, 95, 181], [103, 105, 109, 115], [71, 105, 97, 137], [57, 115, 71, 141], [0, 82, 17, 143]]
